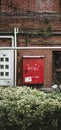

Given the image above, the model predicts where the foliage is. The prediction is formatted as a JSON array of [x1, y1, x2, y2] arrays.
[[0, 86, 61, 130], [28, 26, 52, 38]]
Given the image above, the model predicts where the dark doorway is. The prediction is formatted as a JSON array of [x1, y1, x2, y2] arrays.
[[53, 51, 61, 84]]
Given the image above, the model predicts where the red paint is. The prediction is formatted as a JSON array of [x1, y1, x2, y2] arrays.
[[23, 57, 44, 84]]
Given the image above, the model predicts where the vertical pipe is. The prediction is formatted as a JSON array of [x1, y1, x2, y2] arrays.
[[14, 28, 19, 86]]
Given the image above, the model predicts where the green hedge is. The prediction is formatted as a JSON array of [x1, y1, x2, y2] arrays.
[[0, 86, 61, 130]]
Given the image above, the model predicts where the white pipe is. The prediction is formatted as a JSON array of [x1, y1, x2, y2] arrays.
[[0, 46, 61, 49], [0, 36, 13, 38], [14, 28, 19, 86], [0, 35, 13, 38], [12, 37, 14, 47], [14, 28, 16, 86]]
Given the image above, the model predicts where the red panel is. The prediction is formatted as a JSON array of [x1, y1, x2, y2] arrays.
[[23, 57, 44, 84]]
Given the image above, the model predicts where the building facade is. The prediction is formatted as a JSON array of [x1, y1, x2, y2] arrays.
[[0, 0, 61, 87]]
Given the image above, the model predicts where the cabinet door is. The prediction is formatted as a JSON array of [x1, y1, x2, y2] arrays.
[[0, 50, 14, 86]]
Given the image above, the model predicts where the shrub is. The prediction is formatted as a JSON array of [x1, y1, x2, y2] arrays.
[[0, 86, 61, 130]]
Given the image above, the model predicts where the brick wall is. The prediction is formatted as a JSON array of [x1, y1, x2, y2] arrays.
[[0, 0, 60, 30], [17, 35, 61, 47], [1, 0, 60, 13], [38, 0, 60, 12], [0, 17, 61, 32], [0, 39, 12, 47], [2, 0, 38, 12]]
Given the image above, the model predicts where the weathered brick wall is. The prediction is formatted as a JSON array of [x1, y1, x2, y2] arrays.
[[2, 0, 38, 12], [17, 35, 61, 47], [0, 0, 61, 30], [0, 39, 12, 47], [38, 0, 60, 12], [2, 0, 60, 13], [0, 17, 61, 32]]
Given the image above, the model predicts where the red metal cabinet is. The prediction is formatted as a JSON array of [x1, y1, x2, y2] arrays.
[[22, 56, 44, 84]]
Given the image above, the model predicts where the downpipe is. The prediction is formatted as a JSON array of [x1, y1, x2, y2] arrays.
[[14, 28, 19, 86]]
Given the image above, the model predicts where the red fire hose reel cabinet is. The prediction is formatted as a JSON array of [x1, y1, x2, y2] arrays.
[[22, 56, 44, 84]]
